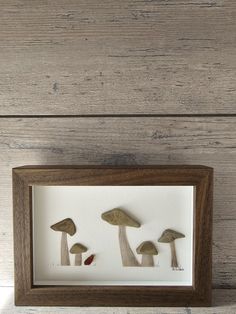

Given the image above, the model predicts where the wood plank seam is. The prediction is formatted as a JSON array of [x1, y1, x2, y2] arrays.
[[0, 114, 236, 118]]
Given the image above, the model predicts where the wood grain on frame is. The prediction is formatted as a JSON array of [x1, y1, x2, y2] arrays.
[[1, 287, 236, 313], [13, 166, 213, 306]]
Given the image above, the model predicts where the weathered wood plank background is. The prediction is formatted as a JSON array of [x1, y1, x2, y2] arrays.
[[0, 0, 235, 115], [0, 0, 235, 312]]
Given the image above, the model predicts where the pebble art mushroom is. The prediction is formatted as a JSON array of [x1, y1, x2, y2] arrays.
[[101, 208, 141, 267], [158, 229, 185, 269], [70, 243, 88, 266], [136, 241, 158, 267], [50, 218, 76, 266]]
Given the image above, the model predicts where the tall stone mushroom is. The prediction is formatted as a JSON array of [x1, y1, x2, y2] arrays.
[[101, 208, 141, 266], [70, 243, 88, 266], [136, 241, 158, 267], [50, 218, 76, 266], [158, 229, 185, 269]]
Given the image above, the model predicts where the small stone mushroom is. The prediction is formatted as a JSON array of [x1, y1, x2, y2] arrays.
[[70, 243, 88, 266], [50, 218, 76, 266], [136, 241, 158, 267], [158, 229, 185, 269], [101, 208, 141, 267]]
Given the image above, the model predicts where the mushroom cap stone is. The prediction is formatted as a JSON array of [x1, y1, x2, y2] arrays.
[[101, 208, 140, 228], [136, 241, 158, 255], [50, 218, 76, 236], [158, 229, 185, 243], [70, 243, 88, 254]]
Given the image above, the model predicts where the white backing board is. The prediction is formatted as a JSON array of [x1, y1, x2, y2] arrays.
[[32, 186, 194, 286]]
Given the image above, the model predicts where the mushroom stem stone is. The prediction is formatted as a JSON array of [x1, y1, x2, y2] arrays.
[[75, 254, 82, 266], [50, 218, 76, 266], [70, 243, 88, 266], [142, 254, 154, 267], [101, 208, 141, 267], [136, 241, 158, 267], [119, 225, 140, 266], [158, 229, 185, 269], [170, 241, 178, 268], [61, 232, 70, 265]]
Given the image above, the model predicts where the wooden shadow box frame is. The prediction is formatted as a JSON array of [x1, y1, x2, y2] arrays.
[[12, 165, 213, 307]]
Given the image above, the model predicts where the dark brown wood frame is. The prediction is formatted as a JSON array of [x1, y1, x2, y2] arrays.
[[13, 165, 213, 307]]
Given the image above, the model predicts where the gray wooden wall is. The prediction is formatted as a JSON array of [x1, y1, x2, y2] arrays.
[[0, 0, 235, 312]]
